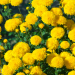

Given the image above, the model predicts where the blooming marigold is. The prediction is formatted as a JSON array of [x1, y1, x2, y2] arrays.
[[64, 56, 75, 69], [68, 29, 75, 42], [25, 13, 38, 25], [56, 16, 67, 25], [50, 56, 64, 68], [60, 51, 71, 59], [51, 7, 63, 16], [12, 42, 30, 58], [0, 45, 5, 52], [68, 71, 75, 75], [51, 27, 65, 39], [4, 50, 14, 62], [0, 14, 3, 24], [0, 0, 9, 5], [4, 18, 22, 32], [2, 65, 14, 75], [30, 35, 42, 46], [30, 66, 43, 75], [10, 0, 23, 6], [60, 41, 70, 49], [70, 43, 75, 51], [22, 53, 35, 65], [32, 48, 46, 61], [38, 23, 44, 29], [41, 11, 56, 25], [34, 5, 48, 17], [16, 72, 25, 75], [46, 38, 59, 49], [3, 39, 8, 43]]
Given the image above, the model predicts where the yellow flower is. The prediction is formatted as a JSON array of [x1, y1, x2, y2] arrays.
[[25, 13, 38, 25], [3, 39, 8, 43], [64, 1, 75, 15], [2, 65, 14, 75], [0, 26, 2, 32], [32, 48, 46, 61], [50, 56, 64, 68], [22, 53, 35, 65], [51, 27, 65, 39], [30, 35, 42, 46], [4, 50, 14, 62], [41, 11, 56, 25], [10, 0, 23, 6], [68, 29, 75, 42], [4, 18, 22, 32], [0, 0, 9, 5], [51, 7, 63, 16], [60, 51, 71, 59], [30, 66, 43, 75], [70, 43, 75, 51], [46, 53, 59, 67], [68, 71, 75, 75], [46, 38, 59, 49], [72, 47, 75, 56], [26, 7, 29, 10], [23, 69, 30, 74], [15, 29, 19, 33], [8, 58, 22, 71], [64, 19, 74, 30], [38, 23, 44, 29], [0, 35, 2, 39], [16, 72, 25, 75], [0, 45, 5, 52], [13, 13, 24, 21], [56, 16, 67, 25], [64, 56, 75, 69], [4, 6, 7, 9], [60, 41, 70, 49], [34, 5, 48, 17], [0, 14, 3, 24], [12, 42, 30, 58], [20, 22, 32, 33], [40, 0, 53, 6]]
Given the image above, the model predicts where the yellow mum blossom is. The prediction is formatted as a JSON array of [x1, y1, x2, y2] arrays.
[[32, 48, 46, 61], [0, 35, 2, 39], [72, 47, 75, 56], [64, 56, 75, 69], [60, 51, 71, 59], [0, 45, 5, 52], [8, 58, 22, 71], [68, 71, 75, 75], [5, 18, 22, 32], [26, 7, 29, 10], [46, 38, 59, 49], [51, 27, 65, 39], [3, 39, 8, 43], [23, 69, 30, 74], [0, 0, 9, 5], [10, 0, 23, 6], [15, 29, 19, 33], [42, 11, 56, 25], [46, 53, 59, 67], [38, 23, 44, 29], [25, 13, 38, 25], [30, 66, 43, 75], [56, 16, 67, 25], [30, 35, 42, 46], [12, 42, 30, 58], [4, 50, 14, 62], [34, 5, 48, 17], [16, 72, 25, 75], [50, 56, 64, 68], [70, 43, 75, 51], [51, 7, 63, 16], [0, 14, 3, 24], [68, 29, 75, 42], [20, 22, 32, 33], [22, 53, 35, 65], [2, 65, 14, 75], [60, 41, 70, 49]]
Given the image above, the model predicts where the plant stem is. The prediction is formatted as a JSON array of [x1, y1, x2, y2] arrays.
[[18, 6, 21, 14]]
